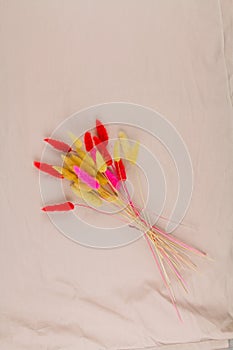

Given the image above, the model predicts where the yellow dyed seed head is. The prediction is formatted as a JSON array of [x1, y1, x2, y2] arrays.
[[118, 131, 131, 159], [68, 131, 82, 149], [61, 154, 75, 170], [52, 166, 63, 175], [71, 183, 102, 207], [82, 191, 103, 207], [72, 181, 92, 193], [113, 140, 120, 161], [129, 141, 140, 165], [70, 154, 96, 177], [70, 183, 82, 198], [69, 154, 83, 166], [96, 172, 108, 185], [118, 131, 128, 139], [76, 149, 95, 168], [53, 166, 78, 182], [98, 187, 117, 202], [96, 151, 107, 172]]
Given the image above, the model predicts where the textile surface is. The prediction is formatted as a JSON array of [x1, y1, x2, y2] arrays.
[[0, 1, 233, 349]]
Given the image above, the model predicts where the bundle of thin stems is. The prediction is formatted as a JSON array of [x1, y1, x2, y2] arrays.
[[34, 119, 206, 319]]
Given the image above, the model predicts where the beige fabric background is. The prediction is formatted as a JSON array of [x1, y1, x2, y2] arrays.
[[0, 1, 233, 349]]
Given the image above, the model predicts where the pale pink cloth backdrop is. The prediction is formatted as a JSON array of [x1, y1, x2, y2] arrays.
[[0, 1, 233, 349]]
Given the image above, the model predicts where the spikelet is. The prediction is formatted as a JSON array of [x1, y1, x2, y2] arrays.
[[96, 151, 107, 172], [73, 166, 100, 190], [96, 172, 108, 185], [114, 159, 127, 181], [90, 148, 96, 162], [113, 140, 120, 161], [70, 154, 96, 177], [118, 132, 140, 165], [62, 154, 96, 178], [98, 187, 117, 202], [118, 131, 131, 159], [78, 181, 92, 192], [128, 141, 140, 165], [61, 154, 77, 170], [93, 136, 112, 166], [96, 119, 109, 143], [68, 154, 81, 166], [84, 132, 94, 152], [76, 148, 95, 168], [68, 132, 82, 149], [68, 179, 92, 192], [70, 183, 82, 198], [71, 184, 102, 207], [42, 202, 74, 212], [55, 167, 92, 191], [53, 166, 78, 182], [82, 191, 103, 207], [105, 169, 118, 188], [44, 138, 72, 153]]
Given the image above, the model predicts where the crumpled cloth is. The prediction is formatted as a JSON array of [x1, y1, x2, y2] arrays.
[[0, 1, 233, 349]]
